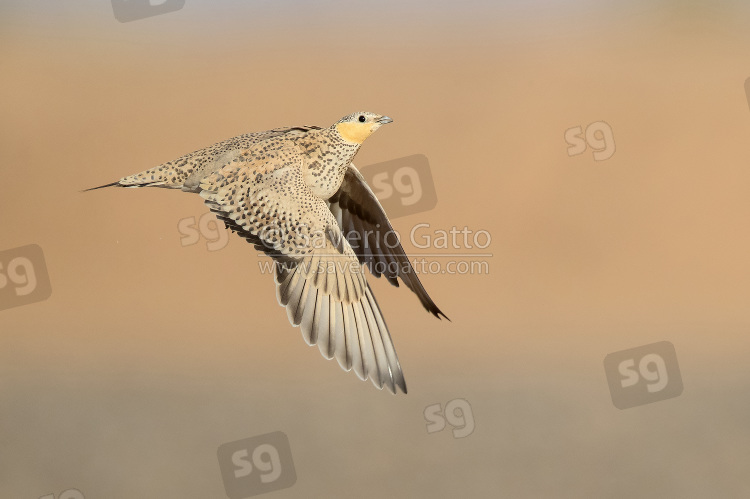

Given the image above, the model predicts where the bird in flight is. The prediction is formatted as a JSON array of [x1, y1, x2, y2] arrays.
[[86, 112, 447, 394]]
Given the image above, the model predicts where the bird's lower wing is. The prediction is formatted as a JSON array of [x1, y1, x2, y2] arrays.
[[199, 156, 406, 393], [329, 164, 448, 320]]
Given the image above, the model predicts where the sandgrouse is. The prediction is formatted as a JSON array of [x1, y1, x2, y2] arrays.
[[87, 112, 447, 394]]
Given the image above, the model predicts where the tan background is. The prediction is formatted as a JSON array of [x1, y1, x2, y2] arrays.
[[2, 1, 750, 497]]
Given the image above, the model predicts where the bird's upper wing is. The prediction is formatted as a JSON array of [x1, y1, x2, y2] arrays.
[[328, 165, 448, 320], [199, 149, 406, 393], [181, 126, 324, 192], [95, 125, 324, 192]]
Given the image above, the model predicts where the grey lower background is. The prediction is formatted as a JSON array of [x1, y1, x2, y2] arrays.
[[1, 337, 747, 498]]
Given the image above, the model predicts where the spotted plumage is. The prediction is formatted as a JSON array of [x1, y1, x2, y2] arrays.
[[86, 112, 447, 394]]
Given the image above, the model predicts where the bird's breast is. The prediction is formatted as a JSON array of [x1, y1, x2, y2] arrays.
[[302, 156, 348, 199]]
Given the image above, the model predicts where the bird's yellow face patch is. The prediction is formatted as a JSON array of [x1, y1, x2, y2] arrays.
[[336, 122, 375, 144]]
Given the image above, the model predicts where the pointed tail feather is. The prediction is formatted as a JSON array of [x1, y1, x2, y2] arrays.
[[82, 181, 122, 192], [82, 179, 171, 192]]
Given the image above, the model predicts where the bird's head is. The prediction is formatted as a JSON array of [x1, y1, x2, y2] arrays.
[[333, 111, 393, 145]]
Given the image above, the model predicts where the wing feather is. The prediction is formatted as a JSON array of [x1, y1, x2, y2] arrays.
[[198, 148, 407, 393], [329, 165, 447, 319]]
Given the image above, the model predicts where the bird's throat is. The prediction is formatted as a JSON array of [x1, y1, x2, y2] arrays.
[[336, 122, 373, 144]]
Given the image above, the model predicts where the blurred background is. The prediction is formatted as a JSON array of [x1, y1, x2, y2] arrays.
[[3, 0, 750, 497]]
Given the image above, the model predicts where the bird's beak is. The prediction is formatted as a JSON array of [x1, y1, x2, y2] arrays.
[[377, 116, 393, 125]]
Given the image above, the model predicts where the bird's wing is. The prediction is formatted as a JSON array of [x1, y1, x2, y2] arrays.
[[87, 125, 323, 192], [328, 164, 448, 320], [199, 151, 406, 393], [182, 126, 324, 192]]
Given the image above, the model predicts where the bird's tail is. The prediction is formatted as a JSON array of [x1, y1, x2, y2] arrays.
[[82, 181, 122, 192], [83, 164, 187, 192]]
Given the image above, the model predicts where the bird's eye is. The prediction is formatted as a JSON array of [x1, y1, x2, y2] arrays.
[[358, 115, 366, 123]]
